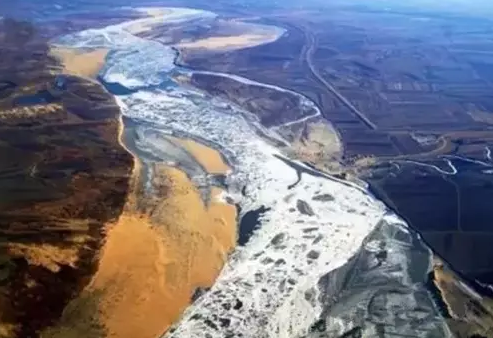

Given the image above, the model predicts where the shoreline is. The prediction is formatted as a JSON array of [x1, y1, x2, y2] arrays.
[[42, 87, 239, 337], [117, 113, 142, 196], [44, 7, 464, 338]]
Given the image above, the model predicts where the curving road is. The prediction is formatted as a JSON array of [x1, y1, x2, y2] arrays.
[[302, 27, 378, 130]]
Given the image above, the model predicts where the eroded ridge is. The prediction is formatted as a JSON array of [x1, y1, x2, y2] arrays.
[[0, 19, 133, 338]]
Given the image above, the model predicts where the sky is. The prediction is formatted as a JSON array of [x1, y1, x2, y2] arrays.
[[5, 0, 493, 21], [331, 0, 493, 15]]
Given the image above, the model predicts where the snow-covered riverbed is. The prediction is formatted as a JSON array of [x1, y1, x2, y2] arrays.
[[55, 8, 451, 338]]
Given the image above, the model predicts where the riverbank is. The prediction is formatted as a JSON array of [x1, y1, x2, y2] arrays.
[[0, 31, 133, 337], [45, 7, 456, 338], [42, 109, 238, 338]]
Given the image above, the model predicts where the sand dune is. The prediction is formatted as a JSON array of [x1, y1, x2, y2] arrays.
[[50, 48, 108, 79], [43, 162, 236, 338], [433, 259, 493, 337], [53, 216, 179, 338]]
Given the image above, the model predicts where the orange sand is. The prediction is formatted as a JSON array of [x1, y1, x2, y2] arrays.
[[6, 219, 91, 273], [168, 137, 230, 174], [50, 48, 108, 79], [151, 166, 237, 256], [43, 165, 237, 338], [89, 216, 178, 338]]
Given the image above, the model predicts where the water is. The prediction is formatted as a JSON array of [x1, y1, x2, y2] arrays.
[[13, 90, 58, 105], [237, 205, 271, 246]]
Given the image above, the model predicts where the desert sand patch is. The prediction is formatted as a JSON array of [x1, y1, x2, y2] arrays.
[[43, 164, 236, 338], [5, 216, 92, 277], [50, 48, 108, 79], [168, 136, 231, 174]]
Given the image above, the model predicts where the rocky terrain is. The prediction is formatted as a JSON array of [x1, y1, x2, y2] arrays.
[[0, 18, 132, 337]]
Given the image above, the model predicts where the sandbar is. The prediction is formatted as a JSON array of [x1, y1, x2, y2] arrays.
[[176, 33, 281, 52], [50, 48, 108, 79], [43, 164, 237, 338], [167, 136, 231, 174]]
